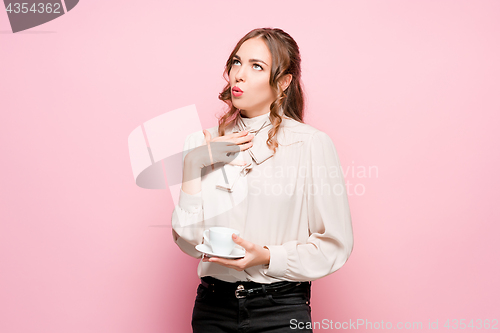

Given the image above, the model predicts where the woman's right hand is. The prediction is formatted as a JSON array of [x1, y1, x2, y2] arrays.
[[187, 129, 255, 169]]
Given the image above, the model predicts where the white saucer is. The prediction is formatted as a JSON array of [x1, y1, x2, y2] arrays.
[[195, 243, 245, 259]]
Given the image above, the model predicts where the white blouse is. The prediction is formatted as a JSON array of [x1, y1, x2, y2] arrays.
[[171, 111, 354, 283]]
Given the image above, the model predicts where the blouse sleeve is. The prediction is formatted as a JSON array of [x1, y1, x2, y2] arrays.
[[171, 132, 205, 259], [263, 131, 354, 281]]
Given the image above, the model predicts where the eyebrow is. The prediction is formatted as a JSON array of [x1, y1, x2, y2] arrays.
[[233, 54, 268, 66]]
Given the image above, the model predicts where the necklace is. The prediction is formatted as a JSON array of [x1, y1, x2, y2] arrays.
[[242, 120, 271, 136]]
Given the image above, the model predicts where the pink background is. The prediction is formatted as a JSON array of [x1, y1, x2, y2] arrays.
[[1, 1, 499, 332]]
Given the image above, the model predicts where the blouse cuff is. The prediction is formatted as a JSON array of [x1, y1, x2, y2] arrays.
[[263, 245, 288, 278], [178, 187, 202, 213]]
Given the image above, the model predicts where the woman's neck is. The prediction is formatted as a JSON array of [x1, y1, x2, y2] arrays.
[[240, 110, 271, 119]]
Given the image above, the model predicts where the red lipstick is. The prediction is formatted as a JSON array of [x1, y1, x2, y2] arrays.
[[232, 86, 243, 97]]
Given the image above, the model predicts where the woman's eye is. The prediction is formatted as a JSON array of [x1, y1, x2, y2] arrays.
[[232, 59, 263, 71]]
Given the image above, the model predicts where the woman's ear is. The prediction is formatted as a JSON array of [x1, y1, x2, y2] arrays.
[[279, 74, 293, 92]]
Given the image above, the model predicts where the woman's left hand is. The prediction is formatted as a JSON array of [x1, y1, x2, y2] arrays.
[[202, 234, 270, 271]]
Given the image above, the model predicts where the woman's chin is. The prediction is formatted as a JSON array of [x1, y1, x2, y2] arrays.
[[232, 102, 244, 110]]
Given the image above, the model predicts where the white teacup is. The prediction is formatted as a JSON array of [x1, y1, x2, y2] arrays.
[[203, 227, 240, 256]]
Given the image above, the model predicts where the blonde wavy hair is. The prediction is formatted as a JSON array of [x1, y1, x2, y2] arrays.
[[217, 27, 306, 154]]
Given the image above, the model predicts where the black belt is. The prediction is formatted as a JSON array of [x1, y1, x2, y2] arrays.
[[201, 276, 310, 299]]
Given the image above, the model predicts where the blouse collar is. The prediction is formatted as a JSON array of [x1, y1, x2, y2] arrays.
[[215, 111, 276, 192]]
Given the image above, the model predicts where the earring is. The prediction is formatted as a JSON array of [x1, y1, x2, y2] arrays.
[[279, 91, 286, 102]]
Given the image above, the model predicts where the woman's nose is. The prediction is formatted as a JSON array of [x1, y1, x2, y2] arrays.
[[235, 66, 246, 82]]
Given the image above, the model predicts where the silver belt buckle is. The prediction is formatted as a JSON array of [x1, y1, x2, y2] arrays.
[[235, 285, 246, 298]]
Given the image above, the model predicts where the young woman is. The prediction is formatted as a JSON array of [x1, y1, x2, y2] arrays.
[[171, 27, 354, 333]]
